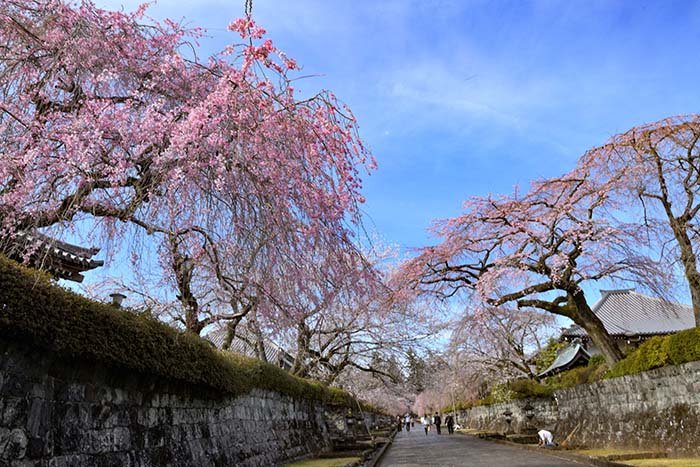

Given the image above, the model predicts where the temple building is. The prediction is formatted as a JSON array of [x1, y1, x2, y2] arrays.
[[538, 338, 590, 378], [539, 289, 694, 377], [560, 289, 694, 351], [1, 230, 104, 282]]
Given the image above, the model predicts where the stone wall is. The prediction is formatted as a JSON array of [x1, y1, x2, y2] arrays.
[[455, 398, 558, 434], [555, 361, 700, 453], [0, 339, 388, 466], [456, 361, 700, 454]]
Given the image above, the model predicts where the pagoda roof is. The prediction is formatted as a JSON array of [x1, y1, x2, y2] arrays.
[[2, 231, 103, 282]]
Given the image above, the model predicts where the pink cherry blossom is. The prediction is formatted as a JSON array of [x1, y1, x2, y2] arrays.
[[0, 0, 376, 336]]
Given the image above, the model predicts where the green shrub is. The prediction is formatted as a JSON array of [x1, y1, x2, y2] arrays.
[[489, 383, 516, 403], [443, 378, 552, 413], [606, 335, 670, 378], [0, 255, 356, 407], [607, 328, 700, 379], [453, 400, 476, 411], [665, 328, 700, 365], [441, 398, 485, 413], [545, 356, 608, 389], [587, 354, 606, 367], [507, 378, 554, 399]]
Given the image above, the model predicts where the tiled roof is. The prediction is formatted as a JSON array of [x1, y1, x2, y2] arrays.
[[538, 340, 590, 378], [1, 231, 103, 282], [562, 289, 694, 338]]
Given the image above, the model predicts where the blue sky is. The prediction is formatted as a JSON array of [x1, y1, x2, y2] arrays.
[[93, 0, 700, 303]]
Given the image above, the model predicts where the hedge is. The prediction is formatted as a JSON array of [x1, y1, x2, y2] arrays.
[[546, 355, 608, 389], [606, 328, 700, 378], [447, 330, 700, 412], [507, 378, 554, 399], [0, 254, 357, 408]]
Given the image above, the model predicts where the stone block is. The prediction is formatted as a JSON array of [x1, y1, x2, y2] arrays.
[[0, 428, 28, 461], [2, 397, 28, 427], [26, 398, 50, 437]]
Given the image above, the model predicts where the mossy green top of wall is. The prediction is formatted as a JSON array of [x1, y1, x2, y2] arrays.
[[606, 328, 700, 378], [448, 329, 700, 411], [0, 254, 356, 408]]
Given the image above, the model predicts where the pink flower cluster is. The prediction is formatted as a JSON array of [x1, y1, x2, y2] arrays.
[[0, 0, 377, 328]]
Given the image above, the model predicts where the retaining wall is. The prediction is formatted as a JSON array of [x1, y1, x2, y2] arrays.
[[0, 340, 386, 466], [456, 361, 700, 454]]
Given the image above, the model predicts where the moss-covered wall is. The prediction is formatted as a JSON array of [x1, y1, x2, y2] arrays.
[[0, 256, 391, 465], [457, 361, 700, 454], [0, 339, 341, 466], [555, 361, 700, 453], [0, 255, 354, 406]]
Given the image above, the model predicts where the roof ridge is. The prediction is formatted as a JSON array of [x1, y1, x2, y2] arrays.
[[625, 290, 693, 310], [599, 288, 634, 295]]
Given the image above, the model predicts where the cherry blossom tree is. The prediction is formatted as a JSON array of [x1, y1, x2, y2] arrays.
[[398, 172, 669, 364], [449, 306, 556, 381], [412, 389, 446, 417], [0, 1, 375, 335], [409, 315, 552, 414], [335, 354, 413, 415], [409, 351, 480, 417], [578, 115, 700, 325], [258, 244, 441, 384]]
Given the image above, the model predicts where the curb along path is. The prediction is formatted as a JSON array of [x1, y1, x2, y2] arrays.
[[377, 428, 593, 467]]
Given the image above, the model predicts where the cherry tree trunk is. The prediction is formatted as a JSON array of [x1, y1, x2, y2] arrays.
[[569, 289, 624, 365], [671, 223, 700, 327]]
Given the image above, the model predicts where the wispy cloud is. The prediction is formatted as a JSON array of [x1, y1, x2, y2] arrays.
[[93, 0, 700, 250]]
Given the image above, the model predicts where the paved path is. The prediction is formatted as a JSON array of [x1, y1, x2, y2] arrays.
[[378, 428, 591, 467]]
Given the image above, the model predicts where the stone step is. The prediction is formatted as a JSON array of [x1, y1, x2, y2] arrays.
[[474, 431, 506, 440], [506, 434, 539, 444]]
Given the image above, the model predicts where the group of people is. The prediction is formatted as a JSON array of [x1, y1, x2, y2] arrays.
[[397, 413, 456, 435], [398, 413, 557, 447]]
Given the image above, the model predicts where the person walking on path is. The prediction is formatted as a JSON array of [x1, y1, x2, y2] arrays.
[[433, 412, 442, 435], [421, 415, 431, 435], [396, 415, 403, 432], [445, 414, 455, 434], [404, 414, 411, 432]]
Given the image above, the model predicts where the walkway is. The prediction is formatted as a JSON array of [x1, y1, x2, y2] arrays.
[[378, 428, 591, 467]]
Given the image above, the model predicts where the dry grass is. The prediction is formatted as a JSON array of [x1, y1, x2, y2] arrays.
[[575, 448, 652, 457], [620, 459, 700, 467]]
